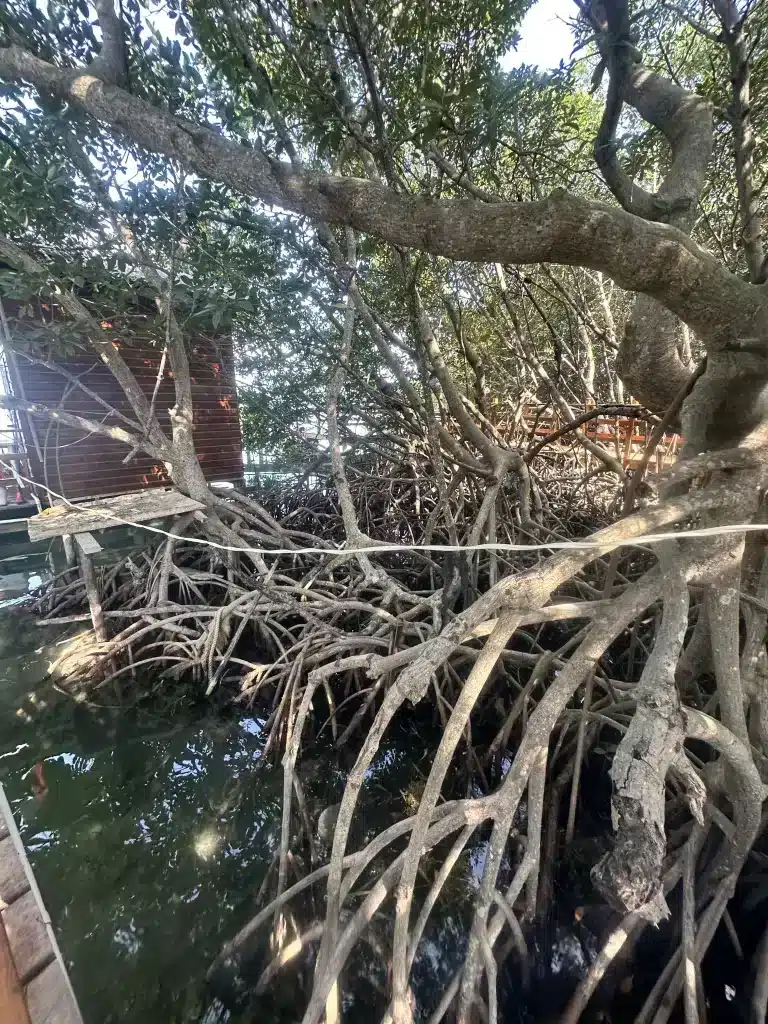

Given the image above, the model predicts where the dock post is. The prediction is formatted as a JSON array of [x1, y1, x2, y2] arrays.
[[61, 535, 76, 570], [74, 534, 106, 644]]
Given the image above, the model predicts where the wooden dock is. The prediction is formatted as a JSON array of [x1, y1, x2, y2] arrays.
[[521, 404, 681, 471], [0, 786, 83, 1023], [0, 503, 37, 538], [26, 487, 205, 543]]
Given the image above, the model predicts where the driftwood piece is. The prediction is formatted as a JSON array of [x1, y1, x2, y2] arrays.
[[27, 488, 205, 542]]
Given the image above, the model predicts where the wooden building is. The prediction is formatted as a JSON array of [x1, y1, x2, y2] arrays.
[[0, 321, 243, 504]]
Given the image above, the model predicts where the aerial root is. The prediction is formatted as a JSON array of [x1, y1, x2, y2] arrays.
[[31, 468, 768, 1023]]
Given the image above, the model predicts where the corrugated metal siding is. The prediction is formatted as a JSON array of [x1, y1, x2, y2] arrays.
[[15, 338, 243, 501]]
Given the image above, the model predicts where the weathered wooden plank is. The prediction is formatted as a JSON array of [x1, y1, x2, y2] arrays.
[[0, 917, 31, 1024], [0, 837, 30, 907], [2, 890, 54, 984], [27, 488, 205, 542], [0, 788, 83, 1024], [73, 532, 101, 556], [25, 960, 82, 1024]]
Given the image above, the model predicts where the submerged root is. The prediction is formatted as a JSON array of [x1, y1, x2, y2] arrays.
[[47, 628, 113, 689]]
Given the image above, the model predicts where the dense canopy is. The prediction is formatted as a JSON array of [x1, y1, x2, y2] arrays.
[[2, 0, 768, 1021]]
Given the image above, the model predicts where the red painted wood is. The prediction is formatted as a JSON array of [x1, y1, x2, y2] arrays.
[[14, 338, 243, 500]]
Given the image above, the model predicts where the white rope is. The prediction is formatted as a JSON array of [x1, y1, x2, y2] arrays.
[[3, 461, 765, 559]]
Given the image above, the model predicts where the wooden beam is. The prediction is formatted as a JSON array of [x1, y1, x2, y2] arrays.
[[74, 539, 106, 644], [73, 532, 101, 556], [27, 488, 205, 542]]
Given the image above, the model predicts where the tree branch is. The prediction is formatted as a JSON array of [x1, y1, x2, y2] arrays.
[[90, 0, 128, 87], [716, 1, 765, 281], [0, 394, 161, 457], [593, 0, 714, 413], [0, 45, 762, 349]]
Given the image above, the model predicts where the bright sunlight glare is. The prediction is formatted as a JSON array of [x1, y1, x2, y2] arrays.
[[501, 0, 577, 70]]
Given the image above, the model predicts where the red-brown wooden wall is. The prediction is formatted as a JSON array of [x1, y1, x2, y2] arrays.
[[13, 337, 243, 501]]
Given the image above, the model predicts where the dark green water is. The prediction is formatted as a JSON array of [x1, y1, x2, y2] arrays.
[[0, 583, 276, 1020], [0, 550, 600, 1024], [3, 710, 275, 1023], [0, 555, 448, 1022]]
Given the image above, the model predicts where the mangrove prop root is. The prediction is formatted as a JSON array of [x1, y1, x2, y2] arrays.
[[31, 456, 768, 1024]]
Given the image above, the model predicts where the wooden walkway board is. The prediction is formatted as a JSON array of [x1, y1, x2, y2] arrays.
[[0, 787, 83, 1024], [27, 487, 205, 542]]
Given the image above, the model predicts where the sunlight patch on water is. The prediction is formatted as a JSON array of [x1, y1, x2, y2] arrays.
[[239, 717, 263, 735], [193, 826, 222, 860]]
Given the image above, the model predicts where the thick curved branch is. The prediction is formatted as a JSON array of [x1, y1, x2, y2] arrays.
[[598, 0, 713, 226], [593, 0, 660, 220], [0, 47, 763, 348], [593, 0, 714, 413], [682, 707, 764, 873]]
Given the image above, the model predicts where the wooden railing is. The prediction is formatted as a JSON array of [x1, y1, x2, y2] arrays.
[[520, 405, 682, 472]]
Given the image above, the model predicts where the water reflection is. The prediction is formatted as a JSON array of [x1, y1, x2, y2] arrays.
[[0, 710, 285, 1023], [0, 573, 594, 1023], [0, 615, 465, 1024]]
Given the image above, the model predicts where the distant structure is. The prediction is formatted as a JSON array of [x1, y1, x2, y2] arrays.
[[521, 403, 681, 472]]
